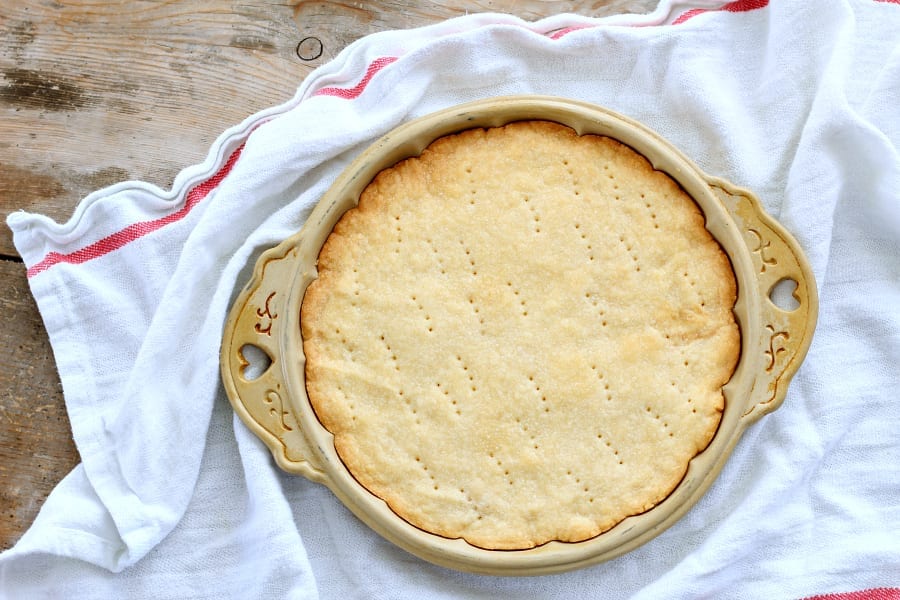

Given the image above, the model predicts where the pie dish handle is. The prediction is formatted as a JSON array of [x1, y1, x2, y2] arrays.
[[220, 241, 327, 482], [709, 178, 819, 422]]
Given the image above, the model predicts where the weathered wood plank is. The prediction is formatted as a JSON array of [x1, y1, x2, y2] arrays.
[[0, 258, 80, 550], [1, 0, 309, 258], [291, 0, 655, 63], [0, 0, 657, 552]]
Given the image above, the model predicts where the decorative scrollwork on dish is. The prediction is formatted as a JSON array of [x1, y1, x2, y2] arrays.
[[254, 291, 278, 336], [764, 324, 790, 373], [746, 325, 792, 415], [746, 228, 778, 274], [264, 389, 293, 432]]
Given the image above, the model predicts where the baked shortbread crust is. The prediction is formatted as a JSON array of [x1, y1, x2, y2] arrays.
[[301, 121, 740, 550]]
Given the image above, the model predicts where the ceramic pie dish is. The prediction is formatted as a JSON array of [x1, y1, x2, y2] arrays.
[[220, 96, 817, 575]]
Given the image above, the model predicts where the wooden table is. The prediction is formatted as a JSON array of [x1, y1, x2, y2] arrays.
[[0, 0, 655, 551]]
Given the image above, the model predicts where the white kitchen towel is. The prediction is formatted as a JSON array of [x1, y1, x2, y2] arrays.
[[3, 1, 899, 598]]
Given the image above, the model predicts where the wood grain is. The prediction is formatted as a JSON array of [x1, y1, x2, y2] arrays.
[[0, 0, 307, 258], [0, 259, 80, 548], [0, 0, 657, 551]]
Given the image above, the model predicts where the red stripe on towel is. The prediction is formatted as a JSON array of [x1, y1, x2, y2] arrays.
[[803, 588, 900, 600], [672, 0, 769, 25], [313, 56, 399, 99], [546, 25, 590, 40], [27, 144, 245, 278]]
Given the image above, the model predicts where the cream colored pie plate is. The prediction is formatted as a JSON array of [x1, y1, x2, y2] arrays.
[[220, 96, 817, 575]]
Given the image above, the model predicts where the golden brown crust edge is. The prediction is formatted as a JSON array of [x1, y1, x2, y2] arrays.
[[301, 121, 740, 550]]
